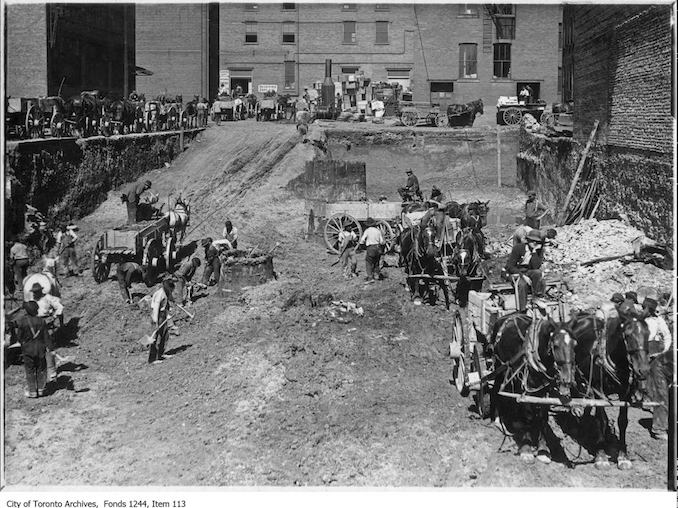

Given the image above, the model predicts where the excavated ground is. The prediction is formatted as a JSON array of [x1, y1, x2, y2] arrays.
[[3, 120, 670, 487]]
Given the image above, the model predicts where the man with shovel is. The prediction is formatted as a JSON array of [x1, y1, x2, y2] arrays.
[[148, 280, 175, 365]]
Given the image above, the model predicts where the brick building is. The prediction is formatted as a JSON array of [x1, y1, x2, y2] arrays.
[[218, 3, 561, 108], [5, 3, 135, 99], [135, 3, 220, 100]]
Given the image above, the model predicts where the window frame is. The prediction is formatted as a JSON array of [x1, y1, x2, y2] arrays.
[[495, 16, 515, 40], [245, 21, 258, 44], [493, 43, 511, 79], [284, 61, 296, 90], [458, 43, 478, 79], [341, 4, 357, 12], [343, 20, 357, 44], [457, 4, 479, 18], [375, 20, 389, 45], [374, 4, 390, 11], [282, 21, 296, 44], [430, 81, 455, 100], [282, 2, 296, 11]]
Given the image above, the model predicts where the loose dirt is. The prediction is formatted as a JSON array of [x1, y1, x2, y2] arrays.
[[4, 120, 669, 487]]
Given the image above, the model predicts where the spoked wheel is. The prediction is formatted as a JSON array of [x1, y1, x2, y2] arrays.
[[324, 213, 362, 254], [375, 219, 395, 253], [435, 113, 449, 128], [25, 106, 43, 138], [164, 236, 177, 272], [450, 310, 469, 396], [143, 238, 163, 286], [502, 107, 522, 125], [540, 112, 555, 128], [401, 111, 418, 127], [92, 235, 112, 283], [51, 112, 65, 138]]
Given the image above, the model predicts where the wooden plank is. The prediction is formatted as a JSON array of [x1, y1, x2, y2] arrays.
[[560, 119, 599, 220], [498, 391, 660, 408]]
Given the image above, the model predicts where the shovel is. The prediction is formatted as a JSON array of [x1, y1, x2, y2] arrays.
[[267, 242, 281, 256], [139, 316, 172, 346], [175, 304, 195, 320]]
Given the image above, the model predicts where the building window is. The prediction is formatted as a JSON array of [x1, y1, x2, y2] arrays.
[[341, 4, 356, 11], [245, 22, 258, 44], [558, 23, 563, 50], [495, 4, 514, 15], [343, 21, 357, 44], [376, 21, 389, 44], [244, 3, 258, 11], [458, 4, 479, 17], [282, 3, 296, 10], [375, 4, 390, 11], [284, 61, 296, 89], [495, 17, 515, 39], [493, 43, 511, 78], [386, 69, 411, 92], [430, 81, 454, 99], [558, 66, 563, 95], [342, 66, 359, 74], [459, 43, 478, 79], [282, 22, 296, 44]]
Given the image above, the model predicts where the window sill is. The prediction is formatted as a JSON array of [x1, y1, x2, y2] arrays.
[[495, 38, 515, 43], [342, 42, 357, 45], [282, 41, 296, 45], [457, 78, 479, 82], [491, 78, 513, 82], [456, 15, 479, 18], [244, 42, 259, 45], [375, 42, 390, 45]]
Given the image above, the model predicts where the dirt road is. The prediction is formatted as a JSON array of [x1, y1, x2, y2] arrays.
[[4, 120, 668, 487]]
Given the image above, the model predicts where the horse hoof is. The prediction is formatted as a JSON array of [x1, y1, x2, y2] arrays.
[[594, 459, 611, 470], [617, 459, 632, 471], [536, 452, 552, 464], [520, 452, 535, 464]]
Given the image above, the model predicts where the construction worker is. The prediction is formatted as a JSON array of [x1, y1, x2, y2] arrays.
[[28, 282, 63, 381], [642, 297, 672, 440], [222, 220, 239, 249], [338, 225, 358, 279], [504, 229, 545, 311], [175, 257, 202, 306], [358, 218, 385, 282], [9, 237, 30, 291], [524, 190, 548, 229], [398, 169, 421, 202], [512, 225, 557, 247], [116, 261, 144, 304], [16, 301, 49, 398], [201, 238, 221, 286], [430, 186, 444, 203], [55, 224, 80, 276], [149, 279, 175, 365], [122, 180, 152, 225]]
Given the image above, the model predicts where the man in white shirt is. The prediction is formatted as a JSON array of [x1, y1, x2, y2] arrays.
[[222, 220, 238, 249], [642, 297, 672, 440], [358, 219, 385, 282], [149, 280, 175, 364], [28, 282, 64, 381], [338, 226, 358, 279]]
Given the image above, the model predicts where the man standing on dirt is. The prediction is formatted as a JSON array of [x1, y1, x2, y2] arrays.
[[338, 225, 358, 279], [16, 301, 49, 398], [222, 220, 238, 249], [122, 180, 152, 225], [642, 297, 672, 440], [116, 261, 144, 304], [149, 279, 175, 365], [29, 282, 63, 381], [398, 169, 421, 202], [175, 257, 202, 306], [524, 190, 548, 229], [201, 238, 222, 286], [358, 218, 385, 282], [9, 237, 30, 292], [55, 224, 80, 276], [504, 229, 545, 311]]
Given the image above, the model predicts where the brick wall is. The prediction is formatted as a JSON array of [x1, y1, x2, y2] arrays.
[[6, 4, 48, 97]]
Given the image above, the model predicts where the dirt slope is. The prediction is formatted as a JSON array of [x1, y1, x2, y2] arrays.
[[3, 120, 668, 487]]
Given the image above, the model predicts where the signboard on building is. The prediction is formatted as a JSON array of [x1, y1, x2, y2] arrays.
[[219, 70, 230, 93], [258, 84, 278, 93]]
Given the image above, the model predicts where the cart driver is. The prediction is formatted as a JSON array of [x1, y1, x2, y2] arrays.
[[504, 229, 545, 312], [398, 169, 421, 202]]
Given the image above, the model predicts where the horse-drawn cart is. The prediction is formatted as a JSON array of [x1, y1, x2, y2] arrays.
[[496, 96, 547, 126], [399, 101, 449, 127], [256, 96, 280, 121], [212, 96, 244, 124], [91, 216, 180, 285], [307, 200, 404, 254]]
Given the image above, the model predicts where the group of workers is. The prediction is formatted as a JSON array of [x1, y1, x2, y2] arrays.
[[337, 219, 386, 282]]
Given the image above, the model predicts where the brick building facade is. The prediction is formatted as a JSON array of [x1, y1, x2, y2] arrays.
[[135, 3, 220, 100], [218, 3, 561, 108], [5, 3, 135, 99]]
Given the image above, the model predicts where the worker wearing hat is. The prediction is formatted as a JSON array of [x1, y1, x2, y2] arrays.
[[123, 179, 152, 225], [358, 217, 385, 282], [512, 225, 557, 247], [28, 282, 63, 381], [610, 292, 625, 305], [504, 228, 546, 311], [642, 296, 672, 440], [16, 300, 50, 397], [56, 223, 80, 277], [201, 237, 222, 286], [398, 169, 421, 202], [524, 190, 548, 229], [430, 185, 444, 203], [618, 291, 642, 318]]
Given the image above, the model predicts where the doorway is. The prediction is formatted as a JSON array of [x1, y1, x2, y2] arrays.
[[230, 77, 252, 95], [516, 82, 541, 103]]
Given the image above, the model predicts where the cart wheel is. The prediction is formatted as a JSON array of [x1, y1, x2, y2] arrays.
[[143, 238, 163, 285], [473, 344, 492, 418], [92, 235, 111, 283], [375, 219, 394, 253], [324, 213, 362, 254], [435, 113, 449, 128], [164, 237, 177, 272], [540, 112, 555, 128], [401, 111, 418, 127], [502, 107, 522, 125], [51, 112, 65, 138], [25, 106, 42, 139], [450, 311, 469, 396]]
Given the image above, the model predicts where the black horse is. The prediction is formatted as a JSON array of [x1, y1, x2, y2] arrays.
[[489, 312, 578, 464], [398, 224, 450, 309], [566, 310, 650, 470], [447, 98, 484, 127], [450, 227, 483, 307]]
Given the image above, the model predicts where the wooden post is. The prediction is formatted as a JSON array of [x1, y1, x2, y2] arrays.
[[561, 119, 599, 220], [180, 123, 185, 151], [496, 126, 502, 187]]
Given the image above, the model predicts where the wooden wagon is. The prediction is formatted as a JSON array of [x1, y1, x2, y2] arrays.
[[91, 216, 180, 285], [399, 101, 449, 127], [496, 96, 547, 126], [308, 200, 404, 254]]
